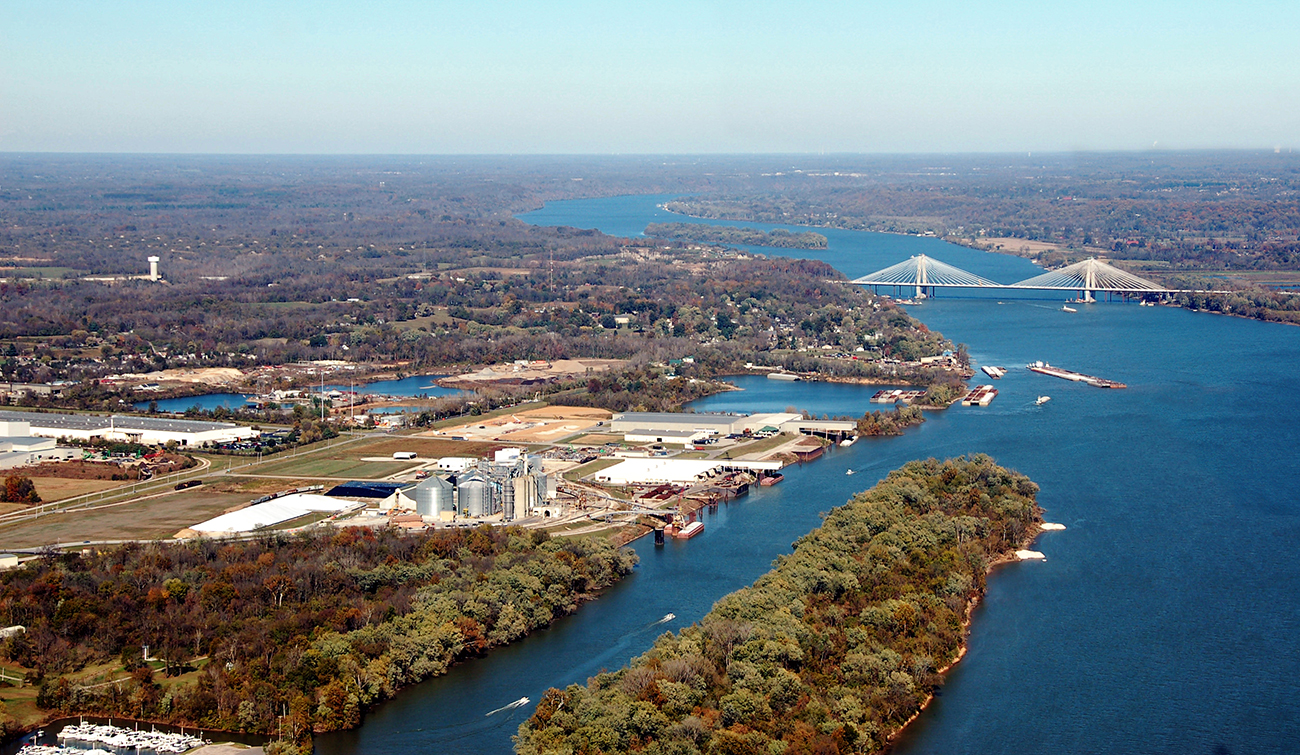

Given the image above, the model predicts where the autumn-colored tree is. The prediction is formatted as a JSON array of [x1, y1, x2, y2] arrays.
[[0, 475, 40, 504]]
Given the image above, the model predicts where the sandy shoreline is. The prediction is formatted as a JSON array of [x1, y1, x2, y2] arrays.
[[886, 518, 1050, 746]]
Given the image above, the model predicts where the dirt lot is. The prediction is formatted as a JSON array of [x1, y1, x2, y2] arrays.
[[110, 366, 246, 386], [441, 358, 624, 388], [429, 405, 611, 443]]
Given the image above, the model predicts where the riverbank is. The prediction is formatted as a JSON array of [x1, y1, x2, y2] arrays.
[[514, 456, 1043, 755], [886, 520, 1052, 746], [0, 529, 637, 749]]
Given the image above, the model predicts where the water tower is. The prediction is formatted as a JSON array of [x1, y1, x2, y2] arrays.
[[147, 256, 160, 281]]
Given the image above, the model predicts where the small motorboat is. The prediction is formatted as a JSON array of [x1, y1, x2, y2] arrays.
[[1061, 305, 1077, 313], [1036, 396, 1051, 405]]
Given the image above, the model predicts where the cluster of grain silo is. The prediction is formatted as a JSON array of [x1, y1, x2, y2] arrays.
[[411, 475, 455, 518], [456, 472, 495, 518], [377, 450, 560, 524]]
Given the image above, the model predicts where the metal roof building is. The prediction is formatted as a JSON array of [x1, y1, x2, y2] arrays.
[[0, 410, 257, 446]]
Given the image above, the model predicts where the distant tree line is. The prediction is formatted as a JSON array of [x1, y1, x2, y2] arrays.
[[645, 223, 828, 249]]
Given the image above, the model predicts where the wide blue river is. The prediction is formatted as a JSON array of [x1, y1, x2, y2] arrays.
[[315, 195, 1300, 754]]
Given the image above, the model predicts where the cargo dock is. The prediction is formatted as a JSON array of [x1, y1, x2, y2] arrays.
[[1027, 361, 1126, 389]]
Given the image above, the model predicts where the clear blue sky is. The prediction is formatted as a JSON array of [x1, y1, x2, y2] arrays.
[[2, 0, 1296, 153]]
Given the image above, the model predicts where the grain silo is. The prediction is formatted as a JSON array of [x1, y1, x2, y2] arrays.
[[412, 475, 454, 518], [457, 472, 494, 518]]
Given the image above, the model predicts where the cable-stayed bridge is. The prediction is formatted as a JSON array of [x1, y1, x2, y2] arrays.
[[850, 255, 1204, 300]]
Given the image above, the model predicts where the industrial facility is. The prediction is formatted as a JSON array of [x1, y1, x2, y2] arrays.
[[0, 410, 257, 447], [0, 419, 78, 470], [361, 449, 559, 524], [187, 493, 356, 535], [610, 411, 857, 440]]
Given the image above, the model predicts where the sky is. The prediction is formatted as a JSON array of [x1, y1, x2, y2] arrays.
[[1, 0, 1297, 154]]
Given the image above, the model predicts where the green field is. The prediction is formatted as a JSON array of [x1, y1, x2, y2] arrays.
[[0, 266, 80, 279], [724, 433, 794, 457], [250, 456, 412, 479], [566, 457, 622, 479]]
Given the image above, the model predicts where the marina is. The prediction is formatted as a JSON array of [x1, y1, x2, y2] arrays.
[[1026, 361, 1127, 388], [52, 723, 208, 753]]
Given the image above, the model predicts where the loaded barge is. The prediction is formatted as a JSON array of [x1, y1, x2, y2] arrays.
[[1027, 361, 1127, 389], [961, 384, 999, 406]]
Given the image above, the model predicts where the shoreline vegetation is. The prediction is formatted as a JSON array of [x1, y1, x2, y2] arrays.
[[514, 455, 1043, 755], [0, 527, 637, 750], [644, 222, 828, 250]]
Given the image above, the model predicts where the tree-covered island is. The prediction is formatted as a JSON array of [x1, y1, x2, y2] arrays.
[[516, 455, 1043, 755]]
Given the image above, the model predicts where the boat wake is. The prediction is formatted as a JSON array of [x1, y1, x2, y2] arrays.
[[485, 697, 531, 717]]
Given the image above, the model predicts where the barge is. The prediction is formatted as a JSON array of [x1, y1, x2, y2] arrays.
[[961, 384, 999, 406], [871, 388, 927, 404], [759, 472, 784, 486], [670, 520, 704, 539], [980, 365, 1006, 379], [1027, 361, 1126, 389]]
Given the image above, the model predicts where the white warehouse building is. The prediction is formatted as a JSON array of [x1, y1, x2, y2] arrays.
[[0, 411, 258, 447]]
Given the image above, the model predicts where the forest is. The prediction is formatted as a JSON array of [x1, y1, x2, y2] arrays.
[[0, 526, 636, 745], [660, 151, 1300, 270], [515, 455, 1042, 755], [644, 223, 828, 249]]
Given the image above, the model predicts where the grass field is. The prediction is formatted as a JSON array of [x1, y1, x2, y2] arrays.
[[29, 477, 124, 502], [724, 433, 794, 457], [354, 436, 505, 458], [568, 433, 625, 446], [566, 458, 622, 479], [250, 456, 412, 479], [0, 489, 254, 548]]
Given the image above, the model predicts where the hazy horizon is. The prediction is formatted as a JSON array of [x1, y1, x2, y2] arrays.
[[4, 1, 1297, 155]]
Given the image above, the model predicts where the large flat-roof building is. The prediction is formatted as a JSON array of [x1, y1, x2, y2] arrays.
[[591, 457, 783, 485], [610, 411, 857, 439], [0, 411, 257, 447], [0, 419, 78, 470]]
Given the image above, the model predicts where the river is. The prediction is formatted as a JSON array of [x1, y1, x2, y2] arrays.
[[134, 375, 461, 413], [314, 195, 1300, 754]]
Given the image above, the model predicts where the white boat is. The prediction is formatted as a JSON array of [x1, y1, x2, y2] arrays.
[[1062, 305, 1077, 313], [839, 436, 856, 447], [845, 469, 855, 475], [1036, 396, 1051, 405]]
